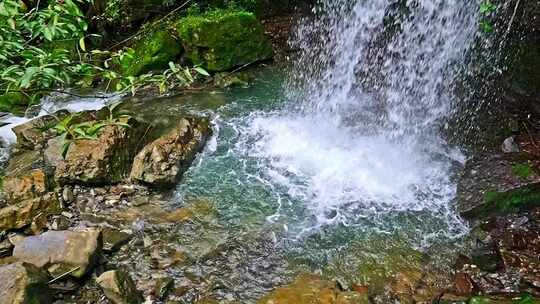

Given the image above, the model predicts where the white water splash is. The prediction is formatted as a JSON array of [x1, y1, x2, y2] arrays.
[[234, 0, 478, 239]]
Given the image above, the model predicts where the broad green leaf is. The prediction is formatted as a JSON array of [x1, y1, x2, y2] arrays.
[[194, 66, 210, 77]]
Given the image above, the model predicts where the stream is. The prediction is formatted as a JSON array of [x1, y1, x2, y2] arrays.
[[0, 0, 486, 302]]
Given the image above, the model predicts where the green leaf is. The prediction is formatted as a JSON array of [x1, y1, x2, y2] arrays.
[[79, 37, 86, 51], [194, 66, 210, 77], [20, 67, 39, 88], [7, 18, 16, 30]]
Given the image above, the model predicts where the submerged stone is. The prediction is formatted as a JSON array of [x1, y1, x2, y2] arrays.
[[130, 117, 210, 188], [0, 262, 52, 304], [257, 274, 369, 304], [177, 9, 273, 71], [13, 228, 102, 278]]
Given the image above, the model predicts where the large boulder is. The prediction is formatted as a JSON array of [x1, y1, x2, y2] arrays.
[[0, 193, 61, 232], [119, 29, 183, 77], [0, 262, 52, 304], [2, 151, 51, 202], [12, 228, 102, 278], [51, 117, 150, 185], [257, 274, 369, 304], [177, 10, 273, 71], [96, 270, 143, 304], [130, 117, 210, 188]]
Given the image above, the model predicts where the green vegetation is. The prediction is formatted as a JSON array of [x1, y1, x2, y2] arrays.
[[177, 9, 273, 71], [0, 0, 214, 114], [482, 184, 540, 215], [53, 102, 131, 158], [479, 0, 496, 33], [511, 163, 534, 179]]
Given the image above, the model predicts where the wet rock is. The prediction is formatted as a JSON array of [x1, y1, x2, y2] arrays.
[[471, 245, 503, 272], [257, 274, 369, 304], [13, 228, 102, 278], [54, 117, 149, 185], [97, 270, 144, 304], [12, 110, 69, 149], [130, 117, 210, 188], [458, 209, 540, 297], [62, 186, 75, 204], [453, 272, 476, 296], [501, 137, 520, 153], [49, 214, 71, 230], [176, 10, 273, 72], [0, 237, 13, 257], [437, 293, 468, 304], [102, 227, 132, 252], [154, 276, 174, 300], [2, 150, 51, 202], [456, 153, 540, 220], [0, 193, 61, 231], [0, 262, 52, 304]]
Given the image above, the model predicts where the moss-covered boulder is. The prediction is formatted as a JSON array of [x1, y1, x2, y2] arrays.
[[177, 9, 273, 72], [119, 29, 183, 76], [0, 92, 31, 115]]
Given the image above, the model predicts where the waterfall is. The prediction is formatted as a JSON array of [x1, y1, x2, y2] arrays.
[[236, 0, 480, 241]]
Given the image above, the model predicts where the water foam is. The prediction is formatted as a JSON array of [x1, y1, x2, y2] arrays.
[[233, 0, 479, 240]]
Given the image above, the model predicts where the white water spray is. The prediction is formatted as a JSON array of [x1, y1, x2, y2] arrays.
[[236, 0, 479, 239]]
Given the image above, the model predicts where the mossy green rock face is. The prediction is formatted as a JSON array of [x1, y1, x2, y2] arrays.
[[177, 10, 273, 72], [0, 92, 31, 115], [120, 29, 183, 76]]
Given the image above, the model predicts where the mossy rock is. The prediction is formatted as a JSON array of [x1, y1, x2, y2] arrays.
[[176, 9, 273, 72], [0, 92, 31, 115], [119, 29, 183, 76]]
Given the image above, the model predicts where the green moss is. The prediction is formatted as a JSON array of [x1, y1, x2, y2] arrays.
[[481, 184, 540, 215], [512, 163, 534, 179], [0, 92, 32, 115], [119, 29, 183, 76], [176, 9, 273, 71]]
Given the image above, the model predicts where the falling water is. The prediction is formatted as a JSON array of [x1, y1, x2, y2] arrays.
[[235, 0, 480, 241]]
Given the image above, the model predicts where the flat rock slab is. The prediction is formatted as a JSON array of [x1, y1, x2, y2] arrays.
[[13, 228, 102, 278], [0, 262, 51, 304]]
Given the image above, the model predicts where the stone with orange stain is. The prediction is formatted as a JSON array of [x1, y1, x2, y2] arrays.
[[2, 150, 51, 202], [257, 274, 369, 304], [0, 193, 61, 231]]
